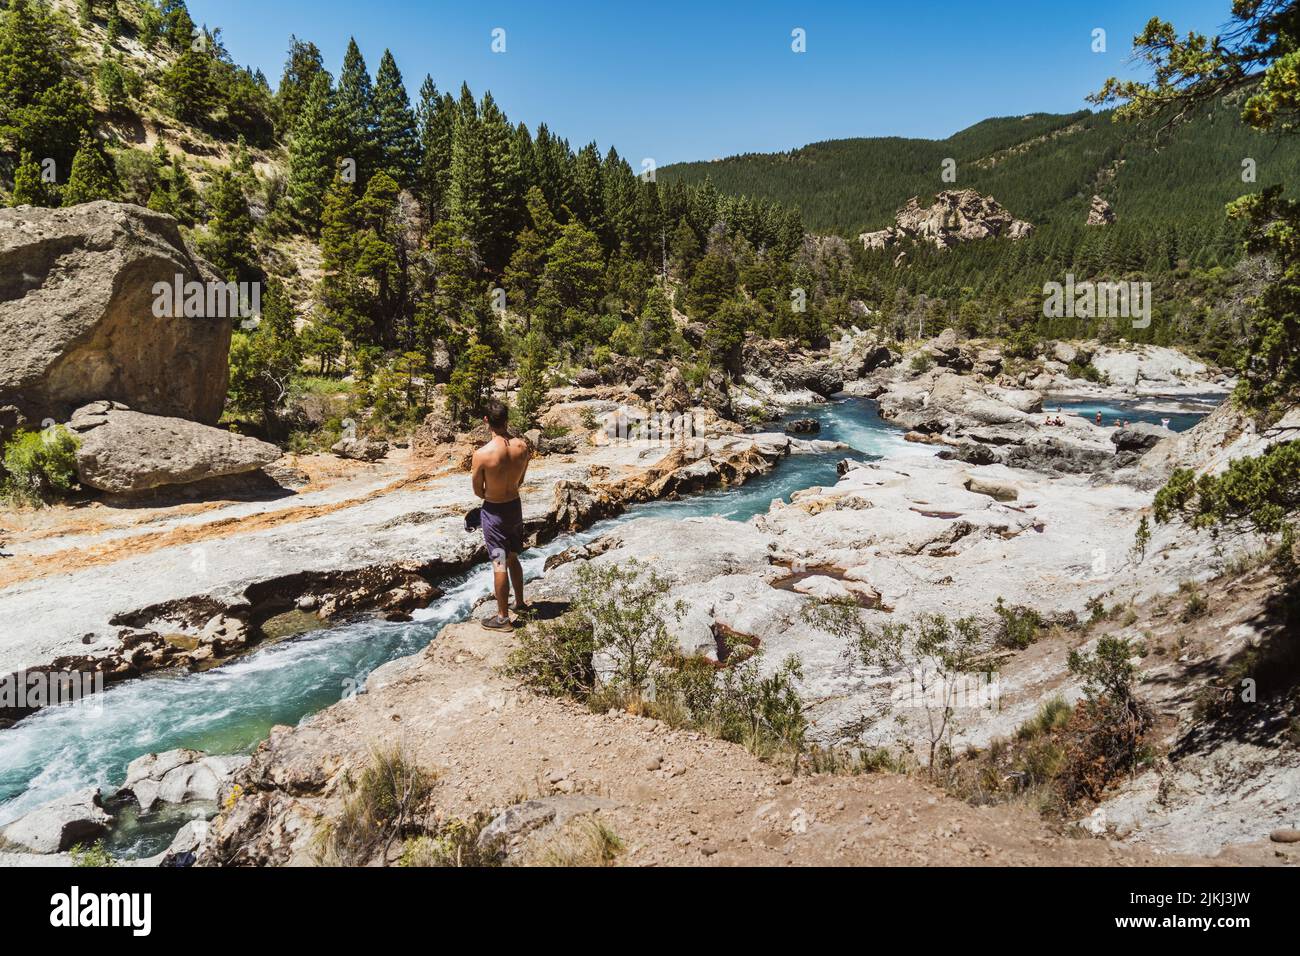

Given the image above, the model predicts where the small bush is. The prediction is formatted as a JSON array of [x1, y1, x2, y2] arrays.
[[1057, 637, 1153, 806], [398, 812, 497, 868], [70, 841, 115, 867], [1016, 695, 1073, 740], [994, 597, 1042, 649], [507, 611, 599, 699], [1179, 582, 1209, 621], [529, 817, 624, 867], [506, 559, 683, 705], [1066, 360, 1104, 383], [322, 748, 435, 866], [2, 426, 80, 505], [1132, 515, 1151, 561], [909, 352, 933, 374], [802, 744, 903, 775]]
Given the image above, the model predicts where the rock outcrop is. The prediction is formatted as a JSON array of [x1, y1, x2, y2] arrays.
[[69, 401, 282, 494], [1086, 194, 1116, 226], [0, 202, 229, 425], [1, 787, 110, 853], [410, 397, 458, 455], [121, 749, 250, 812], [860, 189, 1033, 253], [832, 327, 897, 379], [1089, 345, 1211, 390]]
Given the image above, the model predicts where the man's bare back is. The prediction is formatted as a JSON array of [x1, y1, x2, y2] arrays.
[[471, 434, 531, 503]]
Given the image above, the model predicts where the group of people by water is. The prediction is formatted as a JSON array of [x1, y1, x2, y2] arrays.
[[1040, 408, 1170, 429]]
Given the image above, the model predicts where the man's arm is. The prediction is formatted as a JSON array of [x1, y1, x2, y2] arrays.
[[470, 450, 486, 499]]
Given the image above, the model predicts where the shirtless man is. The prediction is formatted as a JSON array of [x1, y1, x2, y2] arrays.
[[470, 398, 532, 630]]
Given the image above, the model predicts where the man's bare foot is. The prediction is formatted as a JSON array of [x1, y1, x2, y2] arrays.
[[480, 614, 513, 631]]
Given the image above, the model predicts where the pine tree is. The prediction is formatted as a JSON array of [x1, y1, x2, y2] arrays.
[[335, 38, 377, 183], [275, 36, 325, 135], [0, 0, 94, 171], [159, 0, 196, 50], [286, 71, 340, 231], [61, 133, 118, 206], [97, 57, 129, 113], [317, 172, 367, 341], [106, 1, 122, 42], [514, 331, 550, 427], [478, 91, 526, 271], [571, 142, 605, 234], [163, 45, 216, 124], [637, 283, 675, 356], [227, 280, 302, 435], [10, 149, 48, 206], [372, 50, 419, 186], [447, 85, 489, 258], [541, 221, 604, 316], [446, 338, 499, 422], [199, 168, 257, 281], [416, 76, 454, 215]]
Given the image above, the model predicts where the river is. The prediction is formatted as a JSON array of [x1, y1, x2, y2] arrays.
[[0, 397, 925, 855]]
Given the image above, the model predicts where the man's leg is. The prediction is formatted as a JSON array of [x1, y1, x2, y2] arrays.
[[492, 552, 511, 621], [507, 554, 526, 611]]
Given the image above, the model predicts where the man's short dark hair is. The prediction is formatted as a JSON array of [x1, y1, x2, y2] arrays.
[[485, 398, 509, 430]]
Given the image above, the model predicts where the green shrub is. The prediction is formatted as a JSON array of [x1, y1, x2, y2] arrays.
[[321, 748, 434, 866], [507, 560, 683, 704], [398, 813, 497, 867], [2, 426, 80, 505], [909, 352, 933, 374], [1059, 637, 1154, 806], [70, 841, 115, 868], [994, 597, 1043, 649], [1179, 581, 1209, 621], [1066, 360, 1104, 383]]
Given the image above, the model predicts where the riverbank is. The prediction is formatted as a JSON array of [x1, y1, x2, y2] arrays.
[[190, 359, 1299, 867]]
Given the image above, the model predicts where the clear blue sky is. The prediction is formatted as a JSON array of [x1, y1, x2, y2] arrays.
[[189, 0, 1235, 165]]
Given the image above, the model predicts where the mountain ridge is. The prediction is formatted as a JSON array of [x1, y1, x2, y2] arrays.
[[660, 104, 1300, 239]]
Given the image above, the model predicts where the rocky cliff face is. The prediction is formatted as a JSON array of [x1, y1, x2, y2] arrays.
[[859, 189, 1033, 253], [0, 201, 229, 426]]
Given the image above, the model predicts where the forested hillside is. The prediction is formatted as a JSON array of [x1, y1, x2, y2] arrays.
[[0, 0, 821, 446], [0, 0, 1282, 454], [661, 105, 1300, 243], [662, 101, 1300, 368]]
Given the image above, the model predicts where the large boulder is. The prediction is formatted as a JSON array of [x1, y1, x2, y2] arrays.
[[1111, 421, 1170, 452], [330, 436, 389, 461], [832, 328, 895, 379], [411, 394, 458, 456], [120, 749, 250, 812], [785, 357, 844, 397], [1, 787, 111, 853], [1090, 346, 1210, 389], [657, 366, 692, 414], [69, 401, 281, 494], [0, 202, 230, 425]]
